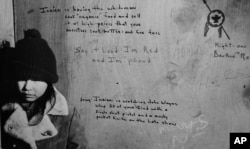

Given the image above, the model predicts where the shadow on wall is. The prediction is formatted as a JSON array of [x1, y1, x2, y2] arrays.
[[225, 0, 250, 35], [242, 83, 250, 110]]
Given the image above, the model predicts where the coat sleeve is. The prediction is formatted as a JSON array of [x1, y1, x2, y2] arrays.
[[66, 106, 88, 149]]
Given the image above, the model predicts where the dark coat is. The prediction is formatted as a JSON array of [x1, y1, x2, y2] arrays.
[[1, 89, 88, 149]]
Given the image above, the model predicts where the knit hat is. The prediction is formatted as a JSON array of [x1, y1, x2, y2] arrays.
[[11, 29, 58, 83]]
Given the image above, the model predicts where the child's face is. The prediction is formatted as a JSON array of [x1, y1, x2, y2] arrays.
[[17, 80, 48, 102]]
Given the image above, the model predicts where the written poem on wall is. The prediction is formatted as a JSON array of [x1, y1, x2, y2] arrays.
[[39, 4, 161, 66], [73, 45, 158, 65], [39, 4, 160, 36], [80, 96, 178, 126]]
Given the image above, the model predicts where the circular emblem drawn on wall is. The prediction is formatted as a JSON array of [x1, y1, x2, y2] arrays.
[[202, 0, 230, 40], [207, 10, 225, 28]]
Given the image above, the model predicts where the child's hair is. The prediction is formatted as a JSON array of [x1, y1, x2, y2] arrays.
[[25, 83, 56, 126], [1, 80, 56, 126]]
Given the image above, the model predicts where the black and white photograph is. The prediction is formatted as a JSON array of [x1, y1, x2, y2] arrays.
[[1, 0, 250, 149]]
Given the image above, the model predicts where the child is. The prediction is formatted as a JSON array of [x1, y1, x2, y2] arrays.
[[1, 29, 87, 149]]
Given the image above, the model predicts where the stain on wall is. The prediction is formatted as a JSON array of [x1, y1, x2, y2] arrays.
[[171, 7, 199, 34]]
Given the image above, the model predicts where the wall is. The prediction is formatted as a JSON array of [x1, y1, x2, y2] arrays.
[[14, 0, 250, 149], [0, 0, 14, 47]]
